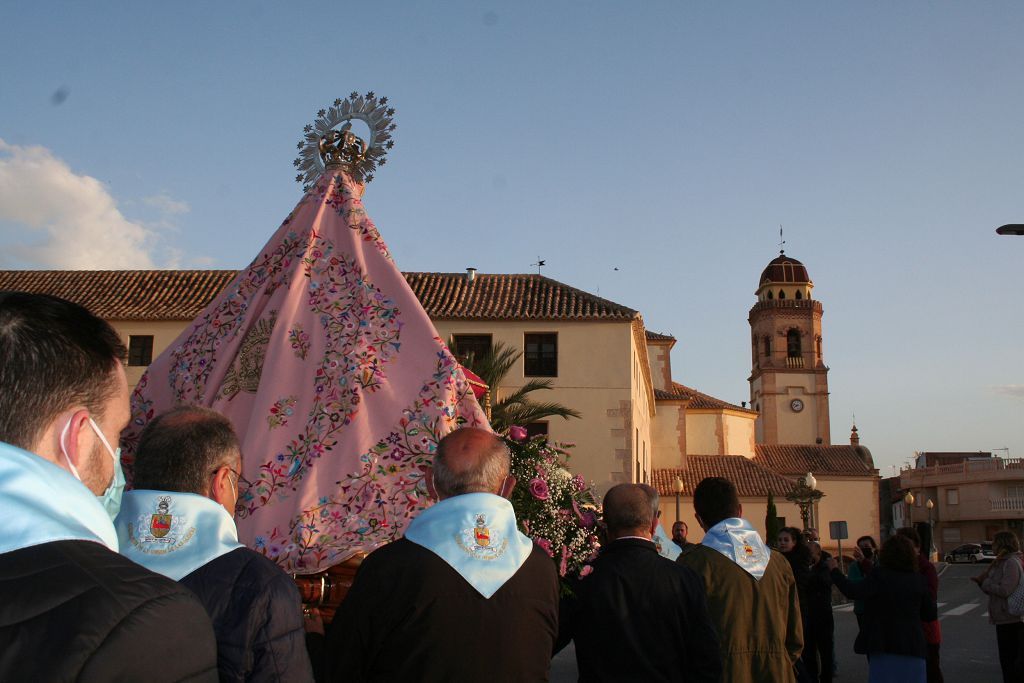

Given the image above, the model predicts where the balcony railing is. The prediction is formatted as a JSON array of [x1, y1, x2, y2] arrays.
[[992, 497, 1024, 512], [902, 458, 1024, 476], [786, 356, 804, 369]]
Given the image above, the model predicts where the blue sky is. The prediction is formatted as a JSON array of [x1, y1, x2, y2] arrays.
[[2, 2, 1021, 475]]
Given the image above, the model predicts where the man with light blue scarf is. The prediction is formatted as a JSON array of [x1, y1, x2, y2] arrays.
[[323, 427, 559, 682], [0, 292, 217, 682], [678, 476, 803, 683], [115, 406, 314, 682]]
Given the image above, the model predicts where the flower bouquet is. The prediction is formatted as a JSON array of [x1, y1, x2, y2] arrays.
[[505, 426, 601, 593]]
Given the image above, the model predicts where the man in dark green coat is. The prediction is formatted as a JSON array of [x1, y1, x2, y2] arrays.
[[678, 477, 803, 683]]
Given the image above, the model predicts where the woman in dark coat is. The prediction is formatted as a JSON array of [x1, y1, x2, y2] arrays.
[[828, 534, 937, 683], [778, 527, 829, 681]]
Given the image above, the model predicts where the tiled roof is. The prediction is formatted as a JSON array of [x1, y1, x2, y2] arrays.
[[654, 382, 756, 413], [645, 330, 675, 341], [754, 444, 877, 476], [0, 270, 238, 320], [654, 456, 796, 498], [404, 272, 639, 321], [0, 270, 639, 323]]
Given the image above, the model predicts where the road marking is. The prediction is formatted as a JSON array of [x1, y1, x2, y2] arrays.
[[941, 603, 980, 617]]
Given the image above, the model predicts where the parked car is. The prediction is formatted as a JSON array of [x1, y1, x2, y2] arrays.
[[944, 542, 997, 563]]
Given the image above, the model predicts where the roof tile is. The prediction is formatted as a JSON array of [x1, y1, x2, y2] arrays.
[[654, 382, 755, 413], [654, 456, 796, 498], [753, 444, 876, 476], [0, 270, 639, 322]]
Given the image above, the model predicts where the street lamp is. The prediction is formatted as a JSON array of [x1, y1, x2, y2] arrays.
[[786, 471, 824, 531], [674, 476, 684, 523], [996, 224, 1024, 235]]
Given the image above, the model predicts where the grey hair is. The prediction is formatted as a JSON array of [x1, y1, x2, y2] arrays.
[[433, 433, 510, 497]]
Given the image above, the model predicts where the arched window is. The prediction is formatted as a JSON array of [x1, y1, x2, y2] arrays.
[[778, 290, 786, 300], [816, 336, 822, 359], [787, 329, 801, 358], [795, 290, 803, 300], [767, 290, 774, 300], [763, 336, 771, 357]]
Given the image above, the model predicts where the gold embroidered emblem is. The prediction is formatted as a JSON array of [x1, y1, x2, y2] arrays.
[[150, 496, 173, 539], [221, 311, 277, 398]]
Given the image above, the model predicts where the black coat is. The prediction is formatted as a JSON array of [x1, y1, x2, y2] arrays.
[[559, 538, 722, 682], [323, 538, 559, 682], [0, 539, 218, 682], [180, 547, 314, 683], [831, 566, 937, 658]]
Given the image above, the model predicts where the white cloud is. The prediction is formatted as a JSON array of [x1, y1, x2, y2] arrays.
[[0, 139, 157, 268], [143, 192, 190, 215], [993, 385, 1024, 399]]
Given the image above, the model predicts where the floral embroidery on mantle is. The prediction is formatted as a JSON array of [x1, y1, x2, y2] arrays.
[[121, 170, 488, 572]]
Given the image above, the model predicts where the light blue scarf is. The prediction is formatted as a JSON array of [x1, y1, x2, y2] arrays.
[[701, 517, 772, 580], [653, 522, 681, 561], [115, 490, 244, 581], [405, 493, 534, 598], [0, 440, 118, 554]]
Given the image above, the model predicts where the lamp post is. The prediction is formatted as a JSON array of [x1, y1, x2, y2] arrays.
[[904, 491, 914, 528], [996, 224, 1024, 235], [674, 476, 684, 523], [785, 471, 824, 532], [926, 498, 936, 561]]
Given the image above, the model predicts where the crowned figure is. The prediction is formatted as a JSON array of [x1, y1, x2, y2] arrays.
[[120, 94, 489, 608]]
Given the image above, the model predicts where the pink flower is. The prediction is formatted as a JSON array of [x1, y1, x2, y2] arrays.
[[536, 538, 554, 557], [559, 546, 570, 577], [528, 478, 550, 501], [508, 425, 528, 441], [572, 474, 586, 491], [580, 564, 593, 578]]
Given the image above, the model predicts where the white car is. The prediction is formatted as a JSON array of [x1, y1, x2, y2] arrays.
[[944, 542, 996, 563]]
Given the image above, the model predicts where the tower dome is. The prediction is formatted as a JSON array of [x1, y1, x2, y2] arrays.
[[759, 253, 810, 286], [755, 252, 814, 302]]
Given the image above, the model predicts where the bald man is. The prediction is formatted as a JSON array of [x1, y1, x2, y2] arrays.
[[323, 428, 559, 681], [559, 484, 721, 682]]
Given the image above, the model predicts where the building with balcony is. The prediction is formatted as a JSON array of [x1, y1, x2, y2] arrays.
[[899, 451, 1024, 555]]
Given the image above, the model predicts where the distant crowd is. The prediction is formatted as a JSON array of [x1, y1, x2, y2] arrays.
[[1, 291, 1022, 682]]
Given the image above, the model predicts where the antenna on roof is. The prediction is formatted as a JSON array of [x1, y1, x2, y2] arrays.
[[778, 225, 786, 255], [530, 256, 546, 274]]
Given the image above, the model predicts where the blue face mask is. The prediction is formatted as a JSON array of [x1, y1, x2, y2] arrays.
[[88, 418, 126, 520], [60, 416, 125, 520]]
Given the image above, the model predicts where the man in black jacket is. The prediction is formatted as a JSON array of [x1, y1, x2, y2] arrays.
[[116, 405, 314, 682], [324, 427, 560, 681], [0, 292, 218, 682], [559, 484, 722, 682]]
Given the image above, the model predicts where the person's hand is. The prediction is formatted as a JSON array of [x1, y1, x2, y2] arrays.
[[852, 546, 863, 561], [826, 557, 838, 571], [303, 606, 325, 635]]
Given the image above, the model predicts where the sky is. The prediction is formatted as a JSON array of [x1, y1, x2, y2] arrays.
[[1, 2, 1021, 476]]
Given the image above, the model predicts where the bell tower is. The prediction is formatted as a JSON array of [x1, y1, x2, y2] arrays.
[[748, 252, 830, 445]]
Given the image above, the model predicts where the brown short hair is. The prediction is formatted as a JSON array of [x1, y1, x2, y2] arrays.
[[0, 292, 126, 449], [879, 535, 918, 573]]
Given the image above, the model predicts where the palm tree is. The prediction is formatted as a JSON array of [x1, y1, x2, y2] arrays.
[[458, 340, 581, 433]]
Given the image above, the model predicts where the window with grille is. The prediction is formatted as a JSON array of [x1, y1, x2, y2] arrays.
[[524, 333, 557, 377], [451, 334, 492, 365], [128, 335, 154, 366]]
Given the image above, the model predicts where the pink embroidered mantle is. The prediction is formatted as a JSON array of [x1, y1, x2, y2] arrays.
[[121, 170, 488, 574]]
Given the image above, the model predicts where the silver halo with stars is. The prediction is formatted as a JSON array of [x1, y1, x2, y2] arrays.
[[293, 92, 397, 191]]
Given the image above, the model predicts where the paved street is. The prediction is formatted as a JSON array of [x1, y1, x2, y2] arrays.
[[552, 562, 1003, 681]]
